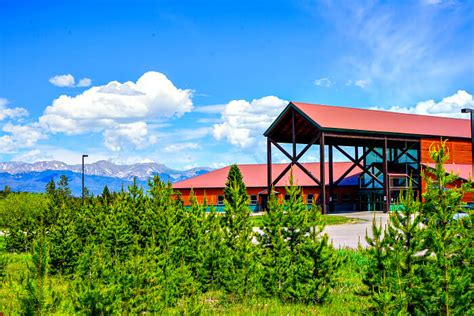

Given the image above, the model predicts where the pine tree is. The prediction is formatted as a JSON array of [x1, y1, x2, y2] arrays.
[[221, 164, 258, 298], [419, 141, 473, 315], [364, 181, 426, 314], [280, 171, 339, 304], [258, 187, 290, 298], [19, 223, 59, 315]]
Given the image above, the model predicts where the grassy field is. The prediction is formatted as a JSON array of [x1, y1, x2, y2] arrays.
[[0, 235, 369, 314], [249, 214, 362, 227]]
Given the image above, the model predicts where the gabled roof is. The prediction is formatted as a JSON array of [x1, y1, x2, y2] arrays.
[[265, 102, 470, 139], [173, 162, 361, 189], [423, 163, 472, 181]]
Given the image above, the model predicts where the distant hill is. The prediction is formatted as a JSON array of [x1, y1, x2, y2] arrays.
[[0, 161, 211, 196]]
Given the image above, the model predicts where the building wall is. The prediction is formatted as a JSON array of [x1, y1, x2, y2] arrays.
[[420, 139, 472, 203], [175, 185, 359, 212], [421, 138, 472, 164]]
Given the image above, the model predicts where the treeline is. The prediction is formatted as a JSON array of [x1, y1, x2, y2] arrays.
[[0, 141, 472, 315], [0, 164, 339, 314]]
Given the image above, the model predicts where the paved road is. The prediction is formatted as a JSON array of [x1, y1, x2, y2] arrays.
[[324, 211, 389, 249]]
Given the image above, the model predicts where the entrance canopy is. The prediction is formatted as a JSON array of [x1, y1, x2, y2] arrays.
[[264, 102, 471, 213]]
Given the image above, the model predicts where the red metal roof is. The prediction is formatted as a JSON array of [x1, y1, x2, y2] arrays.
[[173, 162, 362, 189], [423, 163, 472, 181], [290, 102, 470, 139]]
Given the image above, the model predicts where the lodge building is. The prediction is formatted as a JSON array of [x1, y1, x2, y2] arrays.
[[173, 102, 473, 213]]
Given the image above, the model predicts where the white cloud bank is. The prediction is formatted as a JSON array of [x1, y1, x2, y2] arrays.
[[213, 96, 287, 148], [40, 71, 193, 151], [374, 90, 474, 118], [0, 123, 45, 153]]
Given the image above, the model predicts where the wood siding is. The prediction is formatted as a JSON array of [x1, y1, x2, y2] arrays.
[[421, 138, 472, 164], [176, 186, 358, 207]]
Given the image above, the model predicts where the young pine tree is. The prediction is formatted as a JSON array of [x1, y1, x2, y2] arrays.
[[19, 224, 59, 315], [257, 187, 290, 298], [280, 171, 339, 304], [364, 181, 426, 314], [221, 164, 258, 298], [419, 141, 473, 315]]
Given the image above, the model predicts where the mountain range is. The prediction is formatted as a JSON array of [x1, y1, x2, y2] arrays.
[[0, 160, 211, 196]]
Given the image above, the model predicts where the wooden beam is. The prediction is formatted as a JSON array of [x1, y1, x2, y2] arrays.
[[270, 139, 322, 186], [328, 144, 334, 213], [292, 109, 296, 159], [334, 145, 384, 187], [324, 133, 419, 143], [267, 137, 272, 198], [320, 133, 326, 214], [383, 137, 390, 212]]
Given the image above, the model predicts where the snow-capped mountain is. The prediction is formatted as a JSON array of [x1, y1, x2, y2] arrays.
[[0, 160, 212, 181]]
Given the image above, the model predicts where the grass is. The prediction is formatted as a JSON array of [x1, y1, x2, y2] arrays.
[[250, 214, 362, 227], [0, 233, 370, 315]]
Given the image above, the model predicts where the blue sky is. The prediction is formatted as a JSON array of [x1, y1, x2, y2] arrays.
[[0, 0, 473, 169]]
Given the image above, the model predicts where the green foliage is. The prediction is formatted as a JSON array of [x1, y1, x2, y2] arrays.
[[259, 171, 340, 304], [419, 141, 473, 315], [19, 228, 59, 315], [364, 181, 425, 314], [364, 140, 473, 315], [0, 193, 49, 252], [221, 164, 259, 299]]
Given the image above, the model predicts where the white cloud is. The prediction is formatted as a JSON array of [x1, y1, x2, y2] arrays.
[[0, 123, 46, 153], [314, 77, 332, 87], [77, 78, 92, 87], [164, 143, 200, 153], [49, 74, 75, 87], [373, 90, 474, 118], [103, 122, 157, 152], [213, 96, 288, 148], [0, 98, 28, 121], [40, 71, 193, 151], [49, 74, 92, 88]]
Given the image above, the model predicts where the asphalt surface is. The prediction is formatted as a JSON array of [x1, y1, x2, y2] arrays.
[[324, 211, 389, 249]]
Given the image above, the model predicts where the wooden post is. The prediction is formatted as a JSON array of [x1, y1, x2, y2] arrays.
[[328, 144, 334, 213], [292, 109, 296, 159], [267, 137, 272, 197], [320, 133, 326, 214], [383, 137, 390, 212]]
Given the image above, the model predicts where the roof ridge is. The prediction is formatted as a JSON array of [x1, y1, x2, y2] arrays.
[[291, 101, 470, 122]]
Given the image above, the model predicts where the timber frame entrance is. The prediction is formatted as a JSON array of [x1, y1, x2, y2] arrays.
[[264, 103, 422, 214]]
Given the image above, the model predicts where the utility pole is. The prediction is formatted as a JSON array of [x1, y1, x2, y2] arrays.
[[82, 154, 88, 205], [461, 108, 473, 177]]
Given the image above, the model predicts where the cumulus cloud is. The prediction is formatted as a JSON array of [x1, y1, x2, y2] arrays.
[[49, 74, 93, 88], [213, 96, 288, 148], [0, 98, 28, 121], [0, 123, 46, 153], [40, 71, 193, 150], [103, 122, 157, 152], [77, 77, 92, 87], [314, 77, 332, 87], [49, 74, 76, 87], [373, 90, 474, 118]]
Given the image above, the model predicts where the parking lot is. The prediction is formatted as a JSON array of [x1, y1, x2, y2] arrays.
[[324, 211, 389, 249]]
